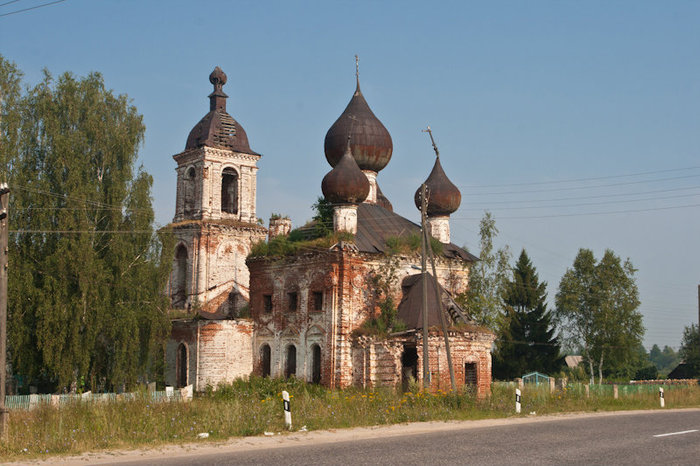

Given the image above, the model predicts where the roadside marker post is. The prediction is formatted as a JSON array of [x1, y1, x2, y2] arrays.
[[659, 388, 664, 408], [282, 390, 292, 429], [515, 388, 521, 414]]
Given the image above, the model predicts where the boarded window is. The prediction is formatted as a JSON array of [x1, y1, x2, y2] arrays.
[[263, 294, 272, 313], [311, 291, 323, 312], [465, 362, 478, 388], [311, 344, 321, 384], [260, 344, 271, 378], [287, 292, 298, 312], [221, 167, 238, 214], [285, 345, 297, 378]]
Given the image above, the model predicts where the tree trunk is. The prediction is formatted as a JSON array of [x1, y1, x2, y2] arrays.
[[598, 350, 605, 385], [588, 355, 595, 385]]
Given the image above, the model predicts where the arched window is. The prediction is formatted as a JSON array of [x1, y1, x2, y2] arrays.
[[285, 345, 297, 378], [172, 245, 188, 308], [184, 167, 196, 215], [260, 344, 271, 378], [311, 344, 321, 384], [176, 343, 188, 388], [221, 167, 238, 214]]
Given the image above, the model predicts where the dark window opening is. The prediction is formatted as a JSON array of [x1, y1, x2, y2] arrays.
[[221, 167, 238, 214], [227, 291, 237, 317], [311, 291, 323, 312], [311, 344, 322, 384], [263, 294, 272, 313], [184, 167, 196, 216], [401, 345, 418, 392], [176, 343, 188, 388], [261, 344, 271, 378], [287, 292, 298, 312], [465, 362, 478, 388], [172, 245, 188, 308], [285, 345, 297, 378]]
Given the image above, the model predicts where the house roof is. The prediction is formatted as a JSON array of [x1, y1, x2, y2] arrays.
[[355, 202, 478, 261], [565, 355, 583, 369]]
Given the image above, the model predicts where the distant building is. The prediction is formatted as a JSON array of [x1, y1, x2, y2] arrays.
[[164, 66, 495, 396], [565, 355, 583, 369]]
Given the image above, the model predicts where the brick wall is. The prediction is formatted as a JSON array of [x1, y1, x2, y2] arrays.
[[165, 319, 253, 391]]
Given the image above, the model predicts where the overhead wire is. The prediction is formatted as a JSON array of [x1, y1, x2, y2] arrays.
[[0, 0, 66, 18]]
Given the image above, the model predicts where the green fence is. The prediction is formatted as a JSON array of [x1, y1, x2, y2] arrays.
[[4, 390, 182, 411]]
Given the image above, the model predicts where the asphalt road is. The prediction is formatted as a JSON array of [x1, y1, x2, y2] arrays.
[[76, 409, 700, 465]]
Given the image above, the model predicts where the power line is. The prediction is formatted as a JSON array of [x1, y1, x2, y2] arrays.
[[460, 174, 700, 196], [453, 202, 700, 220], [461, 166, 700, 189], [0, 0, 66, 18], [0, 0, 24, 7]]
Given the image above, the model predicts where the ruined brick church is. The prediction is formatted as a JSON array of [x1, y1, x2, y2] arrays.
[[164, 66, 495, 396]]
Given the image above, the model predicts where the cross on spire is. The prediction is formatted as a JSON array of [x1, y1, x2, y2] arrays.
[[422, 125, 440, 158]]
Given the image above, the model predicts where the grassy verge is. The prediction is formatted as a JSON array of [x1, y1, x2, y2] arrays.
[[2, 377, 699, 461]]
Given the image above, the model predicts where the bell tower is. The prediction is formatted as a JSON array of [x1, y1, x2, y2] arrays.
[[169, 67, 266, 315]]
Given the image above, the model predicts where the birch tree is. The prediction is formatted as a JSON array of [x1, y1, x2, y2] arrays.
[[555, 248, 643, 384]]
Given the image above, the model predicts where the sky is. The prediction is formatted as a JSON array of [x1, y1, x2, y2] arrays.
[[1, 0, 698, 350]]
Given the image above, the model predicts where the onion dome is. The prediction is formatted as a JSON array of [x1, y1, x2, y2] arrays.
[[376, 183, 393, 212], [324, 76, 393, 172], [322, 141, 370, 204], [414, 157, 461, 216], [185, 67, 258, 155]]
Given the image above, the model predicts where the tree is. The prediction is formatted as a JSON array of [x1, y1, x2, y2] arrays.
[[1, 56, 172, 392], [493, 250, 563, 379], [678, 324, 700, 377], [554, 248, 644, 384], [458, 211, 511, 330], [648, 343, 680, 377]]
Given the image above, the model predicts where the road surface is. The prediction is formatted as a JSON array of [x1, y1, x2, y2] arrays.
[[39, 408, 700, 465]]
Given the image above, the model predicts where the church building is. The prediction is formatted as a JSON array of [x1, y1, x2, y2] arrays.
[[165, 65, 495, 397]]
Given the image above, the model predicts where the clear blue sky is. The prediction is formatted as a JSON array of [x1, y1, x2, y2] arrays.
[[2, 0, 699, 350]]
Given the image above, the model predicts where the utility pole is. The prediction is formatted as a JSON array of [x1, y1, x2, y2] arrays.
[[420, 183, 430, 390], [425, 228, 456, 391], [421, 126, 456, 391], [0, 183, 9, 440]]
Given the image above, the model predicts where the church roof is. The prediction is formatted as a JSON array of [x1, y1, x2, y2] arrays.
[[355, 203, 477, 261], [322, 141, 370, 204], [396, 273, 471, 330], [414, 156, 461, 216], [185, 67, 259, 155]]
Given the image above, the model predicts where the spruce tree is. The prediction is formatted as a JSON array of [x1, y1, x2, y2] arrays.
[[493, 249, 563, 380]]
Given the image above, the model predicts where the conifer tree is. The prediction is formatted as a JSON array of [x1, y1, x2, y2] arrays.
[[493, 249, 563, 379]]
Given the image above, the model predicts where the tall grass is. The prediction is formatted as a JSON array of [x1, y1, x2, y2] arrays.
[[2, 378, 699, 461]]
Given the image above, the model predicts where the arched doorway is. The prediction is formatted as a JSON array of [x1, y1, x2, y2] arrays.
[[311, 344, 321, 384], [172, 245, 188, 308], [176, 343, 188, 388], [260, 344, 271, 378], [285, 345, 296, 378], [221, 167, 238, 214]]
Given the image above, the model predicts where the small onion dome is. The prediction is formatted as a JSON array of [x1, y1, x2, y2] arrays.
[[322, 142, 370, 204], [324, 78, 393, 172], [414, 157, 461, 216], [376, 183, 393, 212], [185, 67, 258, 155]]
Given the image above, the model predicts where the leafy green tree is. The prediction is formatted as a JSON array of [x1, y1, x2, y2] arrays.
[[648, 344, 681, 377], [555, 248, 644, 384], [458, 211, 511, 330], [1, 56, 171, 392], [493, 250, 563, 379], [678, 324, 700, 377]]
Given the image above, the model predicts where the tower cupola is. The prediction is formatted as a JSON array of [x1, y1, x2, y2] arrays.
[[185, 66, 257, 155]]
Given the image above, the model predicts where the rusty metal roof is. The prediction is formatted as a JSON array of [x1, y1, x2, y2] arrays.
[[322, 142, 370, 204], [355, 203, 477, 261], [397, 273, 471, 330], [185, 67, 259, 155], [324, 79, 393, 172], [414, 157, 461, 216]]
